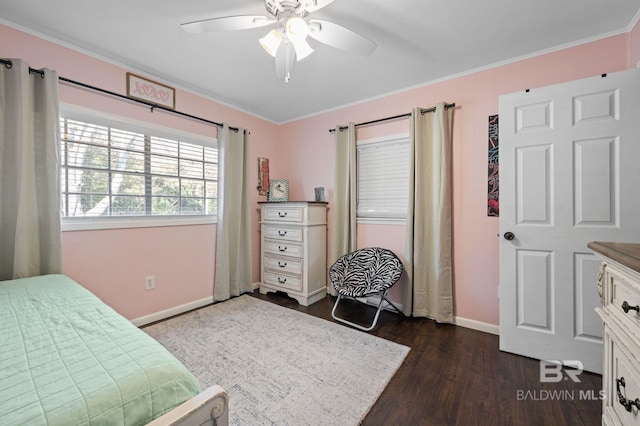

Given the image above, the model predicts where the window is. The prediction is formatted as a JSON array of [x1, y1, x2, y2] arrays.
[[60, 114, 217, 223], [357, 134, 410, 222]]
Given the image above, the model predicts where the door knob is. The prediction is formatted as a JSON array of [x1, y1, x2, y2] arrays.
[[503, 232, 515, 241]]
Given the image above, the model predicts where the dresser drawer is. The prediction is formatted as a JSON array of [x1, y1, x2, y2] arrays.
[[263, 255, 303, 275], [607, 267, 640, 333], [603, 326, 640, 425], [263, 271, 303, 292], [262, 206, 304, 223], [262, 225, 303, 242], [264, 240, 303, 258]]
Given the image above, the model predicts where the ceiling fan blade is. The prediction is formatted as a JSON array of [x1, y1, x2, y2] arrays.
[[275, 42, 296, 83], [308, 19, 376, 56], [181, 15, 274, 34], [298, 0, 336, 14]]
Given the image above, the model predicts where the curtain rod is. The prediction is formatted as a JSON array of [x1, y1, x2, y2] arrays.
[[328, 103, 456, 133], [0, 58, 244, 133]]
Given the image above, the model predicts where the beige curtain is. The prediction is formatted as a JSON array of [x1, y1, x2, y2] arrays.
[[214, 124, 252, 301], [403, 103, 454, 322], [328, 123, 357, 295], [0, 59, 62, 280]]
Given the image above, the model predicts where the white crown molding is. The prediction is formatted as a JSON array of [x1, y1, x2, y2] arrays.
[[2, 14, 637, 127], [0, 18, 279, 125], [282, 26, 634, 124], [627, 6, 640, 31]]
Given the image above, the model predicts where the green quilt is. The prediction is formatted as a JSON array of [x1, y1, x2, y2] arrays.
[[0, 274, 202, 425]]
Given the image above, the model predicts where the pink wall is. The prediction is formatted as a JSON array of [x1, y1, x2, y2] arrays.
[[632, 17, 640, 66], [3, 19, 639, 325], [62, 225, 216, 319], [1, 23, 280, 320], [280, 33, 634, 326]]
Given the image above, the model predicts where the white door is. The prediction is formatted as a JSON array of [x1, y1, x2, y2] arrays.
[[499, 68, 640, 374]]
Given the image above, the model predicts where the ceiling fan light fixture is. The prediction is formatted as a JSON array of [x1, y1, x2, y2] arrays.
[[259, 29, 282, 57], [293, 39, 314, 61], [285, 17, 308, 43], [182, 0, 377, 82]]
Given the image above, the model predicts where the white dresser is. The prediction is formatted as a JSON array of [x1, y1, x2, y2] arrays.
[[259, 201, 327, 306], [589, 241, 640, 425]]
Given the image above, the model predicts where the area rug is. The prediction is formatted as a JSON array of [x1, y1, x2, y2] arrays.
[[143, 295, 410, 426]]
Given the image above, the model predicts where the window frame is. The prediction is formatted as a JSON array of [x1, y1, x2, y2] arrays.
[[356, 133, 410, 225], [60, 104, 218, 232]]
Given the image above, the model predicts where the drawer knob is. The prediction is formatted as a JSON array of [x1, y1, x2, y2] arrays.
[[278, 261, 287, 268], [278, 277, 287, 284], [278, 230, 287, 236], [278, 246, 287, 252], [616, 377, 640, 412], [278, 212, 287, 218], [622, 301, 640, 314]]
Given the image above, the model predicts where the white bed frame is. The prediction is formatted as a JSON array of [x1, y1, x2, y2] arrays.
[[147, 385, 229, 426]]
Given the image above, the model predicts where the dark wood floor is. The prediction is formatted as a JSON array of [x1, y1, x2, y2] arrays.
[[250, 290, 602, 426]]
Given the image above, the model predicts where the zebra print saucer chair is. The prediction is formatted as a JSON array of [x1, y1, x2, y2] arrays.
[[329, 247, 404, 331]]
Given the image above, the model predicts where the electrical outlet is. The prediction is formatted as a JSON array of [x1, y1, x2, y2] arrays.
[[144, 276, 155, 290]]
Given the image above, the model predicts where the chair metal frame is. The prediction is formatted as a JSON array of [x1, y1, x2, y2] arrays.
[[331, 290, 403, 331]]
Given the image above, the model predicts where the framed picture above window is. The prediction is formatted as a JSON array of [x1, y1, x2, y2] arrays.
[[126, 72, 176, 110]]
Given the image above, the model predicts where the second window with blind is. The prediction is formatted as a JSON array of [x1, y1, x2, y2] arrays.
[[356, 134, 410, 223]]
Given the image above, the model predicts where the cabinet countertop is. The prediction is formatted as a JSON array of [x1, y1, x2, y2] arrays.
[[588, 241, 640, 274]]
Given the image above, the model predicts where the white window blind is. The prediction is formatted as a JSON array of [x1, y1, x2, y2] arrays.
[[357, 134, 410, 220], [60, 116, 217, 218]]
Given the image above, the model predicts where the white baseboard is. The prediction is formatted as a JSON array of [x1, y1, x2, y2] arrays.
[[131, 296, 214, 327], [453, 316, 499, 335], [149, 287, 499, 336], [331, 293, 499, 335]]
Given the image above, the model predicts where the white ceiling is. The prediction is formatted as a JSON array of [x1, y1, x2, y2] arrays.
[[1, 0, 639, 123]]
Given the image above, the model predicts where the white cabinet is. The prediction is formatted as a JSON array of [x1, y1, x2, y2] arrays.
[[589, 241, 640, 425], [259, 202, 327, 306]]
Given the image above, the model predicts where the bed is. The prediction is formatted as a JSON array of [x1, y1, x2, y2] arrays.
[[0, 274, 228, 425]]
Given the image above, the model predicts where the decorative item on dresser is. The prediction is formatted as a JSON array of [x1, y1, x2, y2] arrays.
[[268, 179, 289, 202], [259, 201, 327, 306], [589, 241, 640, 426]]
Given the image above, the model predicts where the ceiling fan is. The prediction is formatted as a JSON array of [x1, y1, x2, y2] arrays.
[[181, 0, 377, 83]]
